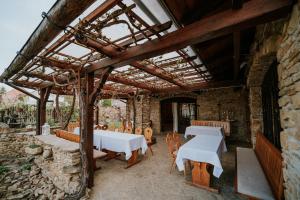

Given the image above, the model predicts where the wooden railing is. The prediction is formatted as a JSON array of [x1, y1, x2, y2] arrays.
[[191, 120, 230, 136]]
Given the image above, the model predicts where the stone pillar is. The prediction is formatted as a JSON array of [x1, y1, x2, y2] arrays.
[[248, 87, 263, 146]]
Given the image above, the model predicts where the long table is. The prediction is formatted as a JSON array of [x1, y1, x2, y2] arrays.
[[176, 133, 226, 192], [185, 125, 227, 152], [73, 127, 148, 168]]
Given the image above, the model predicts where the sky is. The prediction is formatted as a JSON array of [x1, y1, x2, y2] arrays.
[[0, 0, 56, 91]]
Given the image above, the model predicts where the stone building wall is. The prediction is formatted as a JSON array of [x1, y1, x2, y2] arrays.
[[277, 5, 300, 200], [149, 98, 160, 135], [196, 87, 250, 142], [126, 95, 152, 131], [247, 4, 300, 199]]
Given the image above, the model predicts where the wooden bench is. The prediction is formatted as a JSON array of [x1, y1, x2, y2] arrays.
[[54, 129, 107, 170], [191, 120, 230, 136], [236, 132, 283, 200]]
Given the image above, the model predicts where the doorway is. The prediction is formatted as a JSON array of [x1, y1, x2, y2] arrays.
[[160, 97, 197, 133], [262, 62, 281, 149]]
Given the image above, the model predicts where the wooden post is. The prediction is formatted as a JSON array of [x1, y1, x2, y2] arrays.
[[79, 67, 113, 189], [85, 72, 95, 188], [95, 105, 99, 125], [38, 86, 52, 135], [36, 100, 41, 135]]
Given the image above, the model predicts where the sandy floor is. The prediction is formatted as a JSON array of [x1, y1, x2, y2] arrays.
[[90, 135, 246, 200]]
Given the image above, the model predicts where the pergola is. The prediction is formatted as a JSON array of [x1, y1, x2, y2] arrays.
[[0, 0, 292, 197]]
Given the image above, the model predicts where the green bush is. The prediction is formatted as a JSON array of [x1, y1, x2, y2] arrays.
[[0, 165, 9, 175]]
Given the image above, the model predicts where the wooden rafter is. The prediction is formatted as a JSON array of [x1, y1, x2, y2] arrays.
[[87, 0, 292, 73]]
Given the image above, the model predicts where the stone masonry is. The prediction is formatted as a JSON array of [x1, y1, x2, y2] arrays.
[[247, 4, 300, 199], [196, 87, 250, 143]]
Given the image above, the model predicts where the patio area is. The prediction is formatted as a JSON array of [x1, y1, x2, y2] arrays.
[[90, 135, 246, 200], [0, 0, 299, 199]]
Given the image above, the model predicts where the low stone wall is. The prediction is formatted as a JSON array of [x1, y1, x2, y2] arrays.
[[0, 132, 35, 158], [33, 135, 81, 194], [0, 132, 82, 198]]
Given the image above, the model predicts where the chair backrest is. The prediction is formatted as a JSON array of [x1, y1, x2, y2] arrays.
[[95, 124, 102, 130], [254, 132, 283, 200], [191, 120, 230, 136], [67, 122, 80, 133], [135, 127, 142, 135], [165, 133, 173, 144], [55, 129, 80, 143], [172, 132, 181, 143], [125, 127, 132, 134], [144, 127, 153, 142], [166, 136, 181, 156]]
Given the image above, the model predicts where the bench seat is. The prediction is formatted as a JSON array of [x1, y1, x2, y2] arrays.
[[237, 147, 274, 200]]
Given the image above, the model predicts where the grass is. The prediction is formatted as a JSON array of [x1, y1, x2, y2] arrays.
[[21, 163, 32, 171], [29, 144, 40, 149], [0, 165, 9, 175]]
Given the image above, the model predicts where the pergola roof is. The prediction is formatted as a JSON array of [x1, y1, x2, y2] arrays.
[[0, 0, 292, 98]]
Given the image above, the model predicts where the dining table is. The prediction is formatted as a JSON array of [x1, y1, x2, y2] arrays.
[[184, 125, 227, 151], [73, 127, 148, 168], [176, 133, 226, 192]]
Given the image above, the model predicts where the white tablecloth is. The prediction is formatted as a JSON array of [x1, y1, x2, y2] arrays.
[[73, 127, 148, 160], [184, 126, 227, 151], [176, 134, 226, 178]]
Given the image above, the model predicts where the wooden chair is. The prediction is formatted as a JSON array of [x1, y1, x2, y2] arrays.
[[144, 127, 153, 155], [67, 122, 79, 133], [102, 124, 108, 130], [191, 120, 230, 136], [135, 127, 142, 135], [172, 132, 182, 146], [165, 133, 173, 143], [166, 136, 181, 173], [125, 127, 132, 134], [95, 124, 102, 130]]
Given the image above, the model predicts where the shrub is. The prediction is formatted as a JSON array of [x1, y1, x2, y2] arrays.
[[0, 165, 9, 175]]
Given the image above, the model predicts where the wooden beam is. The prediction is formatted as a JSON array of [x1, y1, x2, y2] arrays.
[[5, 82, 39, 100], [154, 80, 242, 94], [86, 0, 292, 73], [40, 58, 81, 71], [233, 31, 241, 80], [0, 0, 97, 81], [107, 74, 158, 91], [76, 31, 187, 88]]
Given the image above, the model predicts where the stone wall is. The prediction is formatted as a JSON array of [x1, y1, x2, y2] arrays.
[[277, 5, 300, 200], [247, 19, 285, 145], [196, 87, 250, 142], [126, 95, 152, 131], [247, 4, 300, 199], [149, 98, 161, 135], [0, 132, 81, 196], [33, 135, 81, 194]]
